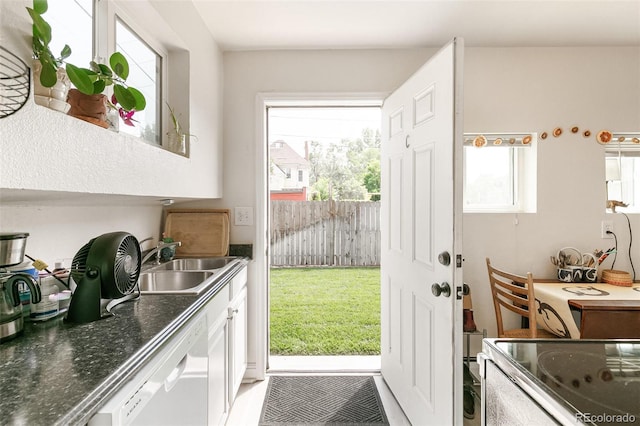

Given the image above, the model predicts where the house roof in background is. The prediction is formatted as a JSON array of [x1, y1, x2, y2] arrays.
[[270, 140, 311, 168], [191, 1, 640, 51]]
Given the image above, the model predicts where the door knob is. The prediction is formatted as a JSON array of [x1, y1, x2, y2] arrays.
[[431, 282, 451, 298]]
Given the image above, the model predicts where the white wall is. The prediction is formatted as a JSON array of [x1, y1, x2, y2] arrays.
[[195, 46, 639, 370], [0, 0, 224, 264], [464, 46, 640, 350]]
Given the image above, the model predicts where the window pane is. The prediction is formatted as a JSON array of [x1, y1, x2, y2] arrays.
[[606, 155, 640, 211], [464, 147, 514, 207], [46, 0, 93, 67], [116, 19, 160, 144]]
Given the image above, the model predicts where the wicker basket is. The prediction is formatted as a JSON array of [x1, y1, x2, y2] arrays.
[[601, 269, 633, 287]]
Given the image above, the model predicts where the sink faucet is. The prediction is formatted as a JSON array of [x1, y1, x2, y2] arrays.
[[140, 241, 182, 265]]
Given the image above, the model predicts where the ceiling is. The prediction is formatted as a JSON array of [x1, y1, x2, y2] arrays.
[[191, 1, 640, 51]]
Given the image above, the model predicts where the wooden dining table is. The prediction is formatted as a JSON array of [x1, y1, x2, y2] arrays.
[[533, 281, 640, 339]]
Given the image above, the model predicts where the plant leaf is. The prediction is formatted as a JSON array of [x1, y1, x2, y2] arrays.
[[33, 0, 48, 14], [39, 62, 57, 87], [113, 84, 135, 111], [66, 63, 95, 95], [60, 44, 71, 60], [96, 63, 112, 77], [27, 8, 52, 46], [109, 52, 129, 80], [128, 87, 146, 112], [92, 79, 106, 94]]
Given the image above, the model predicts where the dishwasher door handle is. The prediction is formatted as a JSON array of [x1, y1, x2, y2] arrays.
[[164, 354, 188, 393]]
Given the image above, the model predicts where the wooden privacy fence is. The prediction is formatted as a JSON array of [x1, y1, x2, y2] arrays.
[[270, 200, 381, 266]]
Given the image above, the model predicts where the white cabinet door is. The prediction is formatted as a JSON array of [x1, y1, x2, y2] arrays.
[[228, 286, 248, 405], [208, 311, 229, 426]]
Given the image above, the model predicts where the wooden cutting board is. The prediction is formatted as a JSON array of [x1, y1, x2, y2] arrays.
[[164, 209, 230, 257]]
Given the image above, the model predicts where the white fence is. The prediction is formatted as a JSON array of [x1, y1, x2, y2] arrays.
[[270, 200, 381, 266]]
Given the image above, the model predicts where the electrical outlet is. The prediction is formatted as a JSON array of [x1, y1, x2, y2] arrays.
[[601, 220, 614, 239], [235, 207, 253, 226]]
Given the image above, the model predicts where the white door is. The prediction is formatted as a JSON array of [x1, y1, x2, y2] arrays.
[[381, 38, 464, 425]]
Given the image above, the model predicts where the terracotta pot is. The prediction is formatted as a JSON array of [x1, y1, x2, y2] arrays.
[[67, 89, 109, 128]]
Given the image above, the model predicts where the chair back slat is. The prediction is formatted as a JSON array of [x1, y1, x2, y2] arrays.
[[486, 257, 540, 338]]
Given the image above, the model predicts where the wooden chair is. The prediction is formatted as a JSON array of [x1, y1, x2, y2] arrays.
[[486, 258, 557, 338]]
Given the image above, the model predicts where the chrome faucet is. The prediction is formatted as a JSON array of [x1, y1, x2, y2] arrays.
[[140, 241, 182, 265]]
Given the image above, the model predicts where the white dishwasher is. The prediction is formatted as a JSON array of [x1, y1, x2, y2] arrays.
[[90, 313, 208, 426]]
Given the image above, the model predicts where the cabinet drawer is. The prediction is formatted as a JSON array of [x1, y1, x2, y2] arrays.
[[205, 285, 230, 329], [229, 266, 247, 301]]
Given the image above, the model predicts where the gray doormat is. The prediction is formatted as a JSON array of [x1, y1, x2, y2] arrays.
[[259, 375, 389, 426]]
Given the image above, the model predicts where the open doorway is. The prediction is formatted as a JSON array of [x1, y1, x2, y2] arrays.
[[266, 105, 382, 371]]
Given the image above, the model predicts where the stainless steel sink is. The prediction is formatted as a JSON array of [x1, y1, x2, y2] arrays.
[[138, 271, 214, 294], [138, 256, 244, 294], [150, 257, 237, 271]]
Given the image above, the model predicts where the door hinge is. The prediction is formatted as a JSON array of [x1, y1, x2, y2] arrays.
[[456, 254, 463, 268]]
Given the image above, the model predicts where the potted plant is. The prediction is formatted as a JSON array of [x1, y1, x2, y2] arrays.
[[65, 53, 146, 129], [27, 0, 146, 129], [27, 0, 72, 112], [166, 102, 195, 155]]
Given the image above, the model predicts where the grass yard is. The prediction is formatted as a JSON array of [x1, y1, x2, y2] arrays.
[[270, 267, 381, 355]]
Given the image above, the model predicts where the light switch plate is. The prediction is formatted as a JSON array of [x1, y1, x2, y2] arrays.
[[235, 207, 253, 226]]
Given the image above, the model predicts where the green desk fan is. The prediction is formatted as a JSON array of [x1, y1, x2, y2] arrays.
[[66, 232, 141, 323]]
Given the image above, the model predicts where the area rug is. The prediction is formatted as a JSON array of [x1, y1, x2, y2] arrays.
[[259, 375, 389, 426]]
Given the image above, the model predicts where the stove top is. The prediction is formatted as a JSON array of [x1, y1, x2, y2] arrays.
[[494, 340, 640, 424]]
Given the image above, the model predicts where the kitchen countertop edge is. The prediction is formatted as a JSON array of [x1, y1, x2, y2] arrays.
[[61, 258, 249, 426]]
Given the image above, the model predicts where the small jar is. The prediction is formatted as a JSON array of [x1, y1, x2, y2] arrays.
[[30, 275, 59, 321]]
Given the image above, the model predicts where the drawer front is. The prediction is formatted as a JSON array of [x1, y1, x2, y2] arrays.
[[229, 266, 248, 301], [205, 285, 230, 329]]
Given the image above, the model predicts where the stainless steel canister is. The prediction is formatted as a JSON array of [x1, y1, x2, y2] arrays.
[[0, 233, 29, 267]]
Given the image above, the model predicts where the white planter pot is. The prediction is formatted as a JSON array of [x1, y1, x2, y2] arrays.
[[167, 132, 186, 156], [32, 60, 70, 113]]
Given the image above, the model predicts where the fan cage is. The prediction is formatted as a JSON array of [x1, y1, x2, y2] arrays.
[[114, 235, 141, 295]]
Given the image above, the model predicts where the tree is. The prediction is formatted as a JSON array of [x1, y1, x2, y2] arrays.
[[307, 128, 381, 201], [363, 159, 380, 201]]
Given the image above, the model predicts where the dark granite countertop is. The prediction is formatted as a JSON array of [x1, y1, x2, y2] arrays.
[[0, 260, 247, 426]]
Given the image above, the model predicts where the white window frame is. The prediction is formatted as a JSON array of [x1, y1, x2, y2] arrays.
[[105, 2, 168, 146], [463, 133, 537, 213], [605, 136, 640, 214]]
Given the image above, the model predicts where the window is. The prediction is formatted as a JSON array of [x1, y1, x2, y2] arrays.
[[463, 134, 537, 213], [115, 19, 161, 144], [285, 168, 291, 178], [47, 0, 93, 66], [606, 137, 640, 213], [44, 0, 172, 150], [298, 170, 304, 182]]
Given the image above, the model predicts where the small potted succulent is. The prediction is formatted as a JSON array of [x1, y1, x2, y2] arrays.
[[166, 102, 195, 155], [27, 0, 72, 112]]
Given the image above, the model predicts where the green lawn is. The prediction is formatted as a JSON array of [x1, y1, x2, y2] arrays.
[[270, 267, 381, 355]]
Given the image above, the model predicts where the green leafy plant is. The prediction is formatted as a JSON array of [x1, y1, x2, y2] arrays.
[[166, 102, 195, 139], [27, 0, 70, 87], [26, 0, 146, 115], [66, 54, 146, 114]]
